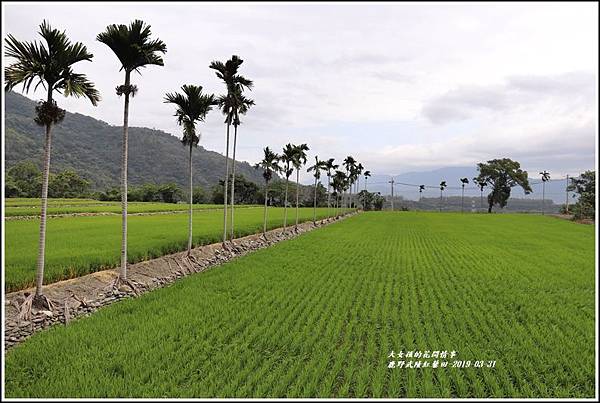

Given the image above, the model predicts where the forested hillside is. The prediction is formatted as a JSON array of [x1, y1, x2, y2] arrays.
[[4, 91, 266, 190]]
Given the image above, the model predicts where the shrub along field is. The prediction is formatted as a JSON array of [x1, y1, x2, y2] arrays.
[[5, 212, 595, 398], [5, 206, 343, 291], [4, 198, 257, 216]]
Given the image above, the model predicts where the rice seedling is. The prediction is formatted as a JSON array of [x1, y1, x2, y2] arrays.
[[5, 207, 343, 291], [4, 212, 595, 398], [4, 199, 256, 217]]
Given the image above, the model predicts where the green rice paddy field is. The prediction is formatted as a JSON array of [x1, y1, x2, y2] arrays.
[[4, 198, 257, 216], [5, 206, 344, 291], [5, 212, 596, 398]]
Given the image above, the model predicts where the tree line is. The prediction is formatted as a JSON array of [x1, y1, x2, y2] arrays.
[[389, 158, 594, 220], [5, 20, 370, 315], [255, 145, 371, 238]]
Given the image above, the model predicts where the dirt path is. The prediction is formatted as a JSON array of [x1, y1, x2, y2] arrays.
[[4, 212, 357, 350]]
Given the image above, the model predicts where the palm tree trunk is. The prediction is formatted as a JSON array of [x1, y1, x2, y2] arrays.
[[120, 70, 131, 280], [461, 186, 465, 213], [34, 89, 54, 298], [439, 190, 443, 213], [295, 169, 300, 230], [326, 175, 331, 220], [222, 120, 231, 244], [313, 176, 318, 224], [542, 182, 545, 215], [283, 177, 289, 232], [263, 182, 268, 236], [187, 143, 193, 256], [334, 194, 337, 218], [229, 123, 238, 240], [348, 180, 352, 209]]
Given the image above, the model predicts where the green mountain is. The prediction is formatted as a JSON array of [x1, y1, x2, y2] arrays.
[[4, 91, 265, 191]]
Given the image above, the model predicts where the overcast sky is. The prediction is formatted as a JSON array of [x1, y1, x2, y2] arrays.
[[3, 2, 598, 184]]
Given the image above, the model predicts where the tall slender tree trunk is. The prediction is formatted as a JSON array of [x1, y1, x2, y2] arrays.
[[263, 182, 269, 236], [542, 182, 546, 215], [187, 143, 193, 256], [480, 191, 483, 211], [34, 89, 54, 298], [120, 71, 131, 280], [222, 120, 231, 244], [334, 195, 338, 218], [349, 182, 352, 209], [461, 186, 465, 213], [229, 123, 238, 240], [283, 177, 289, 232], [326, 175, 331, 220], [313, 176, 318, 224], [295, 168, 300, 230], [439, 190, 443, 213]]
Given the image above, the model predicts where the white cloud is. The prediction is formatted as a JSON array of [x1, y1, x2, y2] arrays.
[[2, 2, 597, 183]]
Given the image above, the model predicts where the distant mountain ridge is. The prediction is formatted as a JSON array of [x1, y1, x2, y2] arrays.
[[4, 91, 266, 190]]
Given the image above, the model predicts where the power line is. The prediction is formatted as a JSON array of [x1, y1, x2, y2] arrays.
[[377, 174, 583, 191]]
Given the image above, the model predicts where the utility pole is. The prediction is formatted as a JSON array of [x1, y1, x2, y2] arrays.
[[388, 178, 395, 211], [565, 174, 570, 214]]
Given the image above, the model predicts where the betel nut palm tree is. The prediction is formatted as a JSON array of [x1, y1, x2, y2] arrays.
[[439, 180, 447, 212], [292, 143, 310, 231], [97, 19, 166, 290], [325, 158, 339, 220], [164, 84, 215, 257], [255, 147, 281, 239], [540, 170, 551, 215], [460, 177, 469, 212], [307, 156, 327, 225], [5, 20, 100, 316], [227, 87, 254, 241], [281, 143, 296, 232], [209, 55, 252, 248]]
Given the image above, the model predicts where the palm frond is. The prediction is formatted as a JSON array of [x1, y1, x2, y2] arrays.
[[5, 20, 98, 106], [164, 84, 214, 147], [97, 19, 166, 73]]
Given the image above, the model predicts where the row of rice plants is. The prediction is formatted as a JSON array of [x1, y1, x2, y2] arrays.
[[5, 202, 255, 216], [5, 207, 345, 291], [4, 212, 595, 397]]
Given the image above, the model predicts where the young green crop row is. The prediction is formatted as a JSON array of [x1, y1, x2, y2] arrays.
[[5, 212, 595, 398], [5, 198, 102, 207], [5, 201, 257, 217], [4, 207, 345, 291]]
